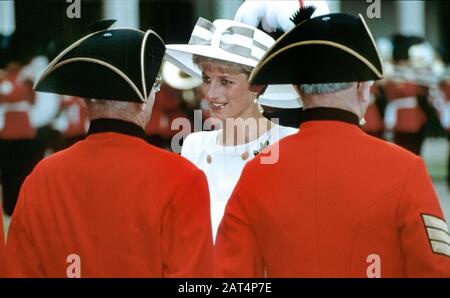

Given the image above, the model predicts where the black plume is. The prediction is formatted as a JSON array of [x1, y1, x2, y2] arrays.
[[290, 6, 317, 25]]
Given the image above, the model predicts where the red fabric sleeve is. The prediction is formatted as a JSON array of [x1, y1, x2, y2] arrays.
[[214, 187, 265, 278], [161, 169, 213, 277], [397, 156, 450, 277], [5, 177, 46, 277]]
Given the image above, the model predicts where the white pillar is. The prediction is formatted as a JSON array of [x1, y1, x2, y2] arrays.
[[396, 0, 425, 36], [0, 0, 15, 35], [102, 0, 139, 29], [326, 0, 341, 13], [215, 0, 243, 19]]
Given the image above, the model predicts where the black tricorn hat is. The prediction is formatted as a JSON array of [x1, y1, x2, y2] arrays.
[[34, 20, 165, 102], [249, 13, 384, 85]]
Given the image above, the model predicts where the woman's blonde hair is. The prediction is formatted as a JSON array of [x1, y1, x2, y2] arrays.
[[192, 55, 253, 76]]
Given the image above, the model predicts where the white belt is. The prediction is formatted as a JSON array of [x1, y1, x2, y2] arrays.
[[0, 101, 32, 112]]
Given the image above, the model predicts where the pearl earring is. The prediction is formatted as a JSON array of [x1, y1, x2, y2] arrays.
[[359, 118, 366, 126]]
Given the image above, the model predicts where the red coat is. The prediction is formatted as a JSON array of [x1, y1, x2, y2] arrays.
[[215, 109, 450, 277], [6, 119, 213, 277]]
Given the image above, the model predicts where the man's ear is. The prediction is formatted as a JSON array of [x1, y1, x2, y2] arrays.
[[293, 85, 302, 97], [356, 81, 371, 103], [139, 102, 147, 112], [145, 89, 156, 106]]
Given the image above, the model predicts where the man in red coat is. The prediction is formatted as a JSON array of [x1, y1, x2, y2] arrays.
[[5, 20, 213, 277], [214, 9, 450, 277]]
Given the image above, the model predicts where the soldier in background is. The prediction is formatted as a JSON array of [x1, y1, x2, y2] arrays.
[[362, 38, 392, 139], [438, 68, 450, 188], [51, 95, 88, 150], [0, 31, 42, 216], [383, 35, 441, 155]]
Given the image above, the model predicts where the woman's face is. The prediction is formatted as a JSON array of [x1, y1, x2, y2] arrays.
[[201, 63, 255, 121]]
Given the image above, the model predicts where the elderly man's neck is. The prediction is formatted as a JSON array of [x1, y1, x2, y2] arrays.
[[90, 115, 145, 129], [301, 89, 361, 118], [85, 99, 148, 129]]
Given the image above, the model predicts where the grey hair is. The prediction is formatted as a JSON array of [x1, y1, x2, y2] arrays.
[[299, 82, 354, 95], [84, 98, 139, 120], [85, 98, 130, 111]]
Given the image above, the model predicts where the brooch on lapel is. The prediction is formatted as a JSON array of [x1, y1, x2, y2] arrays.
[[253, 139, 270, 156]]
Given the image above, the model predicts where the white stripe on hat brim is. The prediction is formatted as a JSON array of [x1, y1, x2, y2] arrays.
[[165, 45, 302, 109], [165, 44, 259, 78]]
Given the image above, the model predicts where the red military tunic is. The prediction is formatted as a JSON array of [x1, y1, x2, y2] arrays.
[[6, 118, 213, 277], [215, 108, 450, 277]]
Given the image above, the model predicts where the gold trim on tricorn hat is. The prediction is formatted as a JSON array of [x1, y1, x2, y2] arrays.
[[34, 20, 165, 103], [44, 57, 145, 101], [249, 12, 384, 85]]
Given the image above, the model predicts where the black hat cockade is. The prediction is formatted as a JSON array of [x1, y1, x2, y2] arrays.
[[34, 20, 165, 102], [249, 9, 384, 86]]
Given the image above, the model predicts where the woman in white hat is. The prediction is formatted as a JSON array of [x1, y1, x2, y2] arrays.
[[165, 17, 302, 242]]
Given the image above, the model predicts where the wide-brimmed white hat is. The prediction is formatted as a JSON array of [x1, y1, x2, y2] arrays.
[[161, 61, 202, 90], [258, 85, 303, 108], [165, 17, 302, 108]]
